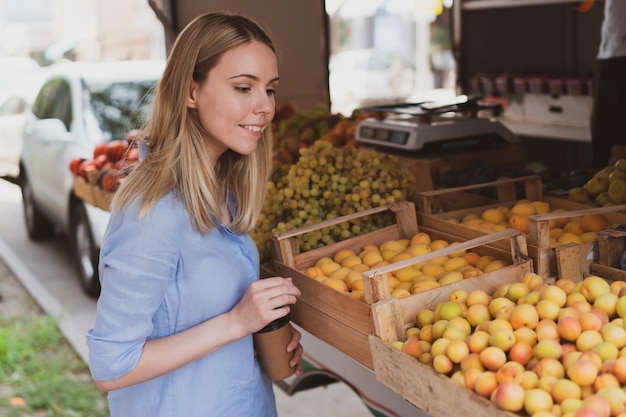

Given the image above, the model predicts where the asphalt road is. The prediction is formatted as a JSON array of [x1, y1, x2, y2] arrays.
[[0, 177, 373, 417]]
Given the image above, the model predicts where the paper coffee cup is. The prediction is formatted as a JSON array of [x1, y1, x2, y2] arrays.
[[253, 314, 295, 381]]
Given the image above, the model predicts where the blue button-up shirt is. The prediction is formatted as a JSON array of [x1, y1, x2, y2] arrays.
[[86, 191, 276, 417]]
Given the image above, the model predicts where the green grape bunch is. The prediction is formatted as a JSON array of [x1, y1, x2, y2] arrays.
[[252, 140, 417, 264]]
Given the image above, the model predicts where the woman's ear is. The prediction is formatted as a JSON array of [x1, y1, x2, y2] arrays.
[[187, 81, 198, 108]]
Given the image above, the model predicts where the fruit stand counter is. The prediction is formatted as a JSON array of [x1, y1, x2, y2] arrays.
[[272, 201, 529, 370], [416, 175, 626, 279]]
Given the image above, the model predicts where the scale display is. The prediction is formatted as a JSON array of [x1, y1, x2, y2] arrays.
[[358, 125, 411, 145]]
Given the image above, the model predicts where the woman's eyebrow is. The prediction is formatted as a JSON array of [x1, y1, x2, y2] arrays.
[[230, 74, 280, 84]]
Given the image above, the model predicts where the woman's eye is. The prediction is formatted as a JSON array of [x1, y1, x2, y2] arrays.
[[266, 88, 276, 96], [235, 86, 251, 93]]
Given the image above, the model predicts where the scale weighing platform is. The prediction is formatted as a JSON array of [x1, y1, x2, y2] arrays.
[[355, 99, 520, 154]]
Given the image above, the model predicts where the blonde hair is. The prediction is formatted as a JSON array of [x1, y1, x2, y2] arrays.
[[113, 12, 275, 234]]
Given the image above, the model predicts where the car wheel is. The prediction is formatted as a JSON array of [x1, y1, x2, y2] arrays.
[[71, 202, 101, 297], [20, 171, 55, 240]]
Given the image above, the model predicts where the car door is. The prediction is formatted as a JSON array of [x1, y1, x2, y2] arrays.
[[0, 95, 28, 177], [22, 77, 74, 222]]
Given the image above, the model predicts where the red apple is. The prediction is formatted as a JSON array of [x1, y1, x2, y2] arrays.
[[69, 157, 85, 175], [106, 140, 128, 162]]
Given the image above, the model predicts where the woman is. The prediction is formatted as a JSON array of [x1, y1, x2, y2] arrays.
[[591, 0, 626, 167], [87, 12, 303, 417]]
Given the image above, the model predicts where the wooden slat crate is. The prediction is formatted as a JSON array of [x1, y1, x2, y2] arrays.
[[417, 175, 626, 278], [555, 228, 626, 282], [395, 144, 526, 193], [73, 175, 97, 207], [366, 233, 626, 417], [72, 174, 112, 211], [272, 201, 529, 370], [367, 234, 533, 417], [368, 336, 519, 417]]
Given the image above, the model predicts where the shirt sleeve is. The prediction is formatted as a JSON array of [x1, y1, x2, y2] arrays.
[[86, 197, 179, 381]]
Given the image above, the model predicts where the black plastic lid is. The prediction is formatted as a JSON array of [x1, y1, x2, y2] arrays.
[[255, 313, 291, 334]]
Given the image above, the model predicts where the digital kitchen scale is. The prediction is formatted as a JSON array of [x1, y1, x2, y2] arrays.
[[355, 97, 519, 153]]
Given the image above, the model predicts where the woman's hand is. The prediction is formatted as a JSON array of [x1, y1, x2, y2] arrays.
[[287, 324, 303, 376], [230, 276, 301, 335]]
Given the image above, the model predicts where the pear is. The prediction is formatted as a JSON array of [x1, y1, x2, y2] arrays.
[[595, 191, 613, 207], [615, 159, 626, 172], [608, 179, 626, 204], [585, 177, 610, 197], [595, 166, 613, 181], [569, 187, 591, 204], [609, 169, 626, 183]]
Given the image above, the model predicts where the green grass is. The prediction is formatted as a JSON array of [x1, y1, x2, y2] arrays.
[[0, 312, 109, 417]]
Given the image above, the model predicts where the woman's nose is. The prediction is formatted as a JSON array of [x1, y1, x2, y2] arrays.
[[254, 92, 274, 115]]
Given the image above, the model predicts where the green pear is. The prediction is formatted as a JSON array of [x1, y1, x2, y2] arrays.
[[569, 187, 591, 203], [585, 177, 610, 197], [595, 191, 613, 207], [608, 179, 626, 204], [595, 166, 613, 181], [609, 169, 626, 183]]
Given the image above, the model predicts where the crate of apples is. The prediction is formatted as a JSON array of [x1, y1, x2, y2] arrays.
[[69, 130, 142, 211]]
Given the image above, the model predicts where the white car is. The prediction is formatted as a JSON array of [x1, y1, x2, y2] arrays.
[[19, 60, 164, 297], [0, 60, 46, 178], [0, 94, 30, 178]]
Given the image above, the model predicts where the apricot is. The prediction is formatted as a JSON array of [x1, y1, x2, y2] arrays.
[[479, 346, 507, 371], [582, 213, 609, 232], [321, 277, 348, 292], [474, 371, 498, 397], [410, 232, 431, 245], [333, 248, 357, 264], [493, 381, 525, 412], [511, 202, 537, 216], [466, 289, 491, 307], [566, 357, 598, 387]]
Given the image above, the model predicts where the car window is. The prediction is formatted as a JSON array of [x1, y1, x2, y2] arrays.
[[31, 78, 71, 125], [54, 82, 72, 130], [0, 96, 27, 116], [82, 79, 156, 142]]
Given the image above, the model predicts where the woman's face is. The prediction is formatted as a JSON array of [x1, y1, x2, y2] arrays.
[[188, 40, 278, 164]]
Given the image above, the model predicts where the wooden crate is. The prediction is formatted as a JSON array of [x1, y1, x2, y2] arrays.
[[367, 238, 626, 417], [366, 233, 532, 417], [368, 336, 519, 417], [73, 175, 96, 207], [417, 175, 626, 279], [72, 174, 112, 211], [395, 144, 526, 193], [272, 201, 529, 370], [555, 228, 626, 283]]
